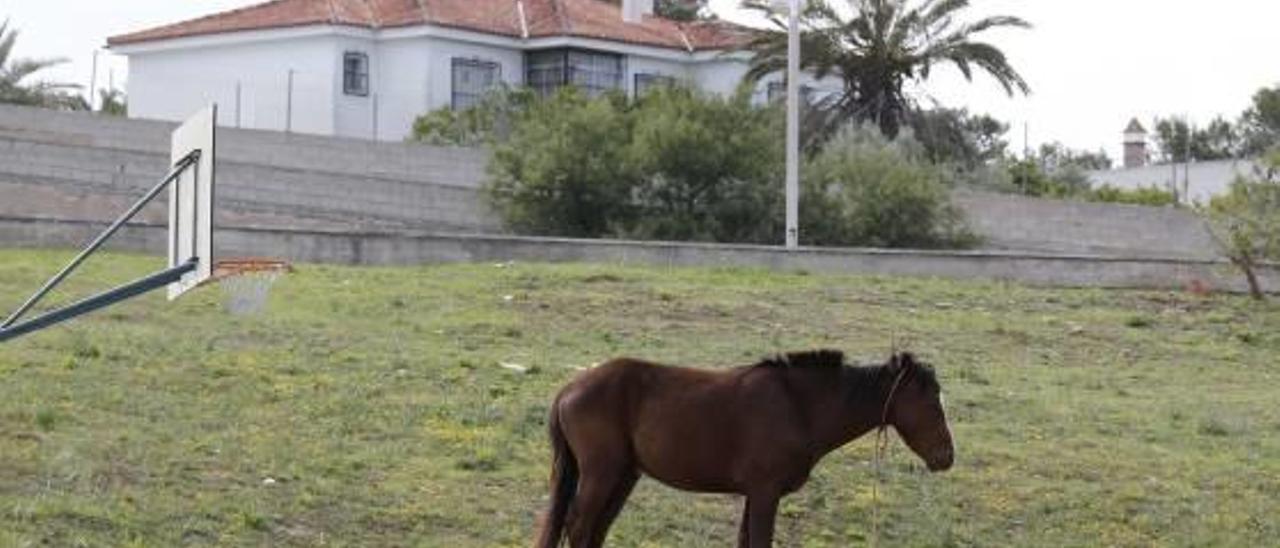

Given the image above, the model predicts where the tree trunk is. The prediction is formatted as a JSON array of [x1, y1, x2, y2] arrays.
[[1232, 254, 1267, 301]]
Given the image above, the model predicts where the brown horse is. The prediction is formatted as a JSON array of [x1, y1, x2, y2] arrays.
[[533, 350, 953, 548]]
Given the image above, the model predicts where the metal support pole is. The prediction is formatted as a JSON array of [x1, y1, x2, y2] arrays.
[[89, 49, 100, 111], [372, 93, 379, 141], [0, 261, 197, 344], [0, 151, 200, 330], [285, 69, 295, 133], [1184, 118, 1192, 200], [784, 0, 801, 249], [235, 81, 242, 128]]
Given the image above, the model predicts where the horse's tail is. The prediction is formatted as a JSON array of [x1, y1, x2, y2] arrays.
[[534, 395, 577, 548]]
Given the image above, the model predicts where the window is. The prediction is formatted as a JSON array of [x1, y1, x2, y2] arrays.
[[569, 51, 623, 96], [452, 58, 501, 110], [767, 81, 816, 104], [525, 49, 623, 98], [344, 52, 369, 96], [634, 73, 677, 97]]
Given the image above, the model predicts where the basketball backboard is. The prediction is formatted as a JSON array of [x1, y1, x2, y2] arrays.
[[168, 105, 216, 299]]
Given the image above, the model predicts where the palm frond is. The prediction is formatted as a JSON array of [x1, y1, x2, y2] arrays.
[[0, 21, 82, 110], [740, 0, 1029, 141], [0, 21, 16, 68]]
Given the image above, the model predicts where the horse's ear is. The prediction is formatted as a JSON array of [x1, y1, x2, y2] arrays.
[[886, 352, 919, 380], [899, 352, 919, 371]]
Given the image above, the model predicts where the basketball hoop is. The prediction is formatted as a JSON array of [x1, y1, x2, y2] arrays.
[[209, 258, 292, 315]]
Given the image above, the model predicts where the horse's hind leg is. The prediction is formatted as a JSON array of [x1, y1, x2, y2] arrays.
[[590, 468, 638, 545], [567, 466, 629, 548]]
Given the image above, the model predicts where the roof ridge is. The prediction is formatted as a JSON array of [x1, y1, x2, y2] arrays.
[[674, 21, 693, 52], [414, 0, 430, 23], [156, 0, 300, 32], [514, 0, 530, 40], [552, 0, 572, 35], [325, 0, 339, 23], [109, 0, 753, 51], [361, 0, 381, 27]]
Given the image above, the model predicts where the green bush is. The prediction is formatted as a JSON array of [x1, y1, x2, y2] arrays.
[[1089, 184, 1178, 206], [1006, 159, 1087, 198], [1204, 150, 1280, 299], [622, 86, 783, 242], [801, 126, 978, 249], [486, 89, 638, 237], [410, 86, 535, 146], [486, 86, 784, 242], [477, 88, 975, 249]]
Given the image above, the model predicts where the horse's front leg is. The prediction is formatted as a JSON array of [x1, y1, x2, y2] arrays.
[[745, 493, 780, 548]]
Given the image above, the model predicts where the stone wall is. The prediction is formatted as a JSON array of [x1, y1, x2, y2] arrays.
[[0, 104, 497, 233], [0, 104, 1227, 263], [952, 189, 1219, 260], [1, 215, 1271, 293]]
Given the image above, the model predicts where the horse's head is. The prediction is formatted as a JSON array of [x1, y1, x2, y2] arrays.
[[883, 352, 954, 472]]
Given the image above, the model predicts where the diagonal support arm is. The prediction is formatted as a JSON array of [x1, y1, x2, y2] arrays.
[[1, 151, 200, 330]]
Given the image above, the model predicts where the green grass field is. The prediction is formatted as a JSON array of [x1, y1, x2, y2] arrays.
[[1, 249, 1277, 547]]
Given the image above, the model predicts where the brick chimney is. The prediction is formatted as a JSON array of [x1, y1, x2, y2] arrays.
[[1123, 118, 1148, 168], [622, 0, 655, 23]]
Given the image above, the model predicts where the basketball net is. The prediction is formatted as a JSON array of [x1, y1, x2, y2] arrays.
[[210, 258, 291, 315]]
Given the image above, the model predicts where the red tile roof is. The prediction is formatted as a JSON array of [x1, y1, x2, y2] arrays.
[[107, 0, 751, 52]]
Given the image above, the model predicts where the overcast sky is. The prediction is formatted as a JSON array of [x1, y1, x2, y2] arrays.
[[5, 0, 1279, 161]]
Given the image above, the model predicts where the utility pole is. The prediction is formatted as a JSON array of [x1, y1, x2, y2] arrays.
[[1023, 122, 1030, 160], [285, 69, 295, 133], [784, 0, 801, 249], [372, 93, 381, 141], [88, 50, 100, 111], [1183, 117, 1192, 200]]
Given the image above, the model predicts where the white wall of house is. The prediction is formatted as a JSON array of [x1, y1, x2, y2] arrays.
[[125, 32, 339, 135], [333, 35, 378, 140], [120, 26, 814, 142], [363, 36, 525, 141], [425, 38, 525, 110], [693, 58, 752, 98], [371, 38, 430, 141], [626, 54, 690, 94]]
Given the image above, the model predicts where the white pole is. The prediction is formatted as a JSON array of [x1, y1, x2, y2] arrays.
[[285, 69, 294, 133], [89, 50, 99, 111], [784, 0, 801, 249]]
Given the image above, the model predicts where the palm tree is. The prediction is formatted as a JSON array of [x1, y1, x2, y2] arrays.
[[98, 88, 127, 116], [0, 20, 86, 110], [741, 0, 1030, 146]]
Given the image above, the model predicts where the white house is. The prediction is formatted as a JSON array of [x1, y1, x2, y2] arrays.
[[108, 0, 820, 141]]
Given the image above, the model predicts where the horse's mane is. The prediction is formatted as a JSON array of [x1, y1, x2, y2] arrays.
[[756, 349, 941, 393], [756, 349, 846, 369], [909, 356, 941, 392]]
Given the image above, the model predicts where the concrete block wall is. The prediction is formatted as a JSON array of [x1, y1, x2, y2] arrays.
[[1, 216, 1272, 294], [0, 104, 495, 232], [0, 104, 1227, 262], [952, 189, 1220, 260]]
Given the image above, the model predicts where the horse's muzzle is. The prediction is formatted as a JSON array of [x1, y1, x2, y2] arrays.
[[926, 449, 954, 472]]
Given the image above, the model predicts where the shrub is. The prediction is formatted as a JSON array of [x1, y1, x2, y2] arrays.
[[1089, 185, 1178, 207], [481, 89, 976, 249], [622, 86, 783, 243], [410, 86, 535, 146], [801, 126, 978, 249], [486, 89, 637, 237], [1006, 159, 1087, 198], [1203, 150, 1280, 300]]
